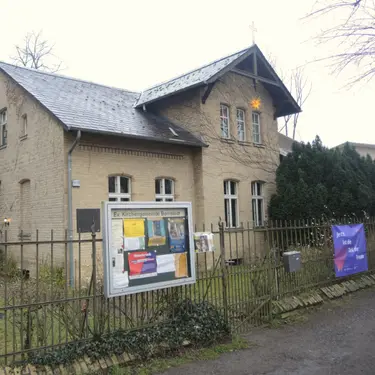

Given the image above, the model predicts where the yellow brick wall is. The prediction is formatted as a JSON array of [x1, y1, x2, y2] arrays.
[[153, 72, 279, 226], [199, 72, 279, 227], [0, 72, 66, 272], [66, 132, 199, 278], [151, 71, 279, 261]]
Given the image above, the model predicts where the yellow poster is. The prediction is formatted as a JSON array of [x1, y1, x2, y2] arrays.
[[123, 219, 145, 238], [174, 253, 188, 278]]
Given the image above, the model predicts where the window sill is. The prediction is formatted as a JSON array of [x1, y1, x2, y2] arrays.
[[253, 143, 264, 148], [233, 141, 265, 147], [220, 138, 236, 144], [0, 145, 6, 150], [19, 135, 28, 141], [238, 141, 252, 146]]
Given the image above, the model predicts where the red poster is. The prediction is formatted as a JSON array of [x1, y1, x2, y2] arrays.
[[128, 251, 157, 279]]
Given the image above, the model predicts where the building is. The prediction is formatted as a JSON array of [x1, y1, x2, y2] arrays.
[[278, 133, 296, 161], [0, 44, 300, 275], [334, 142, 375, 160]]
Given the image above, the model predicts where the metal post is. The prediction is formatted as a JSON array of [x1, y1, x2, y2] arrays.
[[219, 221, 229, 326], [92, 230, 97, 335], [67, 130, 81, 287]]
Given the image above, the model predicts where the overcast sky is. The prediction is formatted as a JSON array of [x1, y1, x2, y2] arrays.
[[1, 0, 372, 148]]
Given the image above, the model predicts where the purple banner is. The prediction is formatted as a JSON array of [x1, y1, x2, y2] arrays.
[[331, 224, 368, 277]]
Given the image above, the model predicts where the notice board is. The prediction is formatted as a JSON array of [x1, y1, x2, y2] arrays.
[[102, 201, 196, 298]]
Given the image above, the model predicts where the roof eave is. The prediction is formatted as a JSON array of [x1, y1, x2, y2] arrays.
[[134, 46, 254, 108], [134, 82, 205, 108], [69, 127, 208, 148], [254, 46, 301, 113], [276, 106, 302, 118]]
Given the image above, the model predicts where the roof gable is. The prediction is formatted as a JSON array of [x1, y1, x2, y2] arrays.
[[135, 45, 301, 117], [0, 63, 205, 147], [135, 47, 250, 107]]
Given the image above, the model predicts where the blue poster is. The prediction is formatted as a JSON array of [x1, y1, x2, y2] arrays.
[[147, 219, 166, 247], [331, 224, 368, 277], [168, 218, 186, 253]]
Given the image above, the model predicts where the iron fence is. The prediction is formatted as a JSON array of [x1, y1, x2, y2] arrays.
[[1, 218, 375, 365]]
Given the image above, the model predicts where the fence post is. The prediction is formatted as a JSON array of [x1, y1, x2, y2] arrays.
[[92, 230, 97, 335], [219, 221, 229, 326], [4, 230, 8, 365], [265, 224, 273, 324]]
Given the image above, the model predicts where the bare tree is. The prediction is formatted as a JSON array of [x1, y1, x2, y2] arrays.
[[268, 55, 312, 139], [11, 31, 62, 72], [305, 0, 375, 85]]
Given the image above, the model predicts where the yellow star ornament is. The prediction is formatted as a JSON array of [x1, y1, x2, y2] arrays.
[[250, 97, 262, 110]]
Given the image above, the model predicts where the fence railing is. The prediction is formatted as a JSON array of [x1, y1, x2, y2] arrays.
[[1, 219, 375, 365]]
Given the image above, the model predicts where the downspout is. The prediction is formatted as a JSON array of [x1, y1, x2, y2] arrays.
[[68, 130, 81, 287]]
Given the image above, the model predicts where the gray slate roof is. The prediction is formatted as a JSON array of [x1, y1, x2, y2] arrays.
[[0, 62, 205, 147], [136, 48, 249, 107], [134, 45, 300, 117]]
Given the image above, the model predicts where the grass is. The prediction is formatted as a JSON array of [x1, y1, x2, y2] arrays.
[[0, 257, 336, 365], [93, 336, 250, 375]]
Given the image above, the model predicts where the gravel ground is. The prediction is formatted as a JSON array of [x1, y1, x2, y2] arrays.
[[160, 288, 375, 375]]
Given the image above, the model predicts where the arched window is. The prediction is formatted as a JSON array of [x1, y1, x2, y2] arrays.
[[155, 178, 174, 202], [20, 179, 31, 237], [252, 181, 264, 226], [108, 176, 131, 201], [224, 180, 238, 228]]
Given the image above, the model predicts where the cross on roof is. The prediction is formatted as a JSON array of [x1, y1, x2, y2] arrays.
[[250, 21, 257, 44]]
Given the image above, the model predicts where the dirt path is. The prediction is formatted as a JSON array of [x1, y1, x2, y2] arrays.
[[160, 288, 375, 375]]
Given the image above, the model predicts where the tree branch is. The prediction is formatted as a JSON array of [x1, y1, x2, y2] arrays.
[[305, 0, 375, 85], [11, 31, 63, 73]]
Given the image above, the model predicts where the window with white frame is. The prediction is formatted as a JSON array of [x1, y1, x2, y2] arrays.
[[108, 176, 131, 201], [21, 114, 27, 138], [224, 180, 238, 228], [252, 112, 261, 144], [220, 104, 230, 139], [155, 178, 174, 202], [252, 182, 264, 227], [0, 108, 7, 147], [237, 108, 245, 141]]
